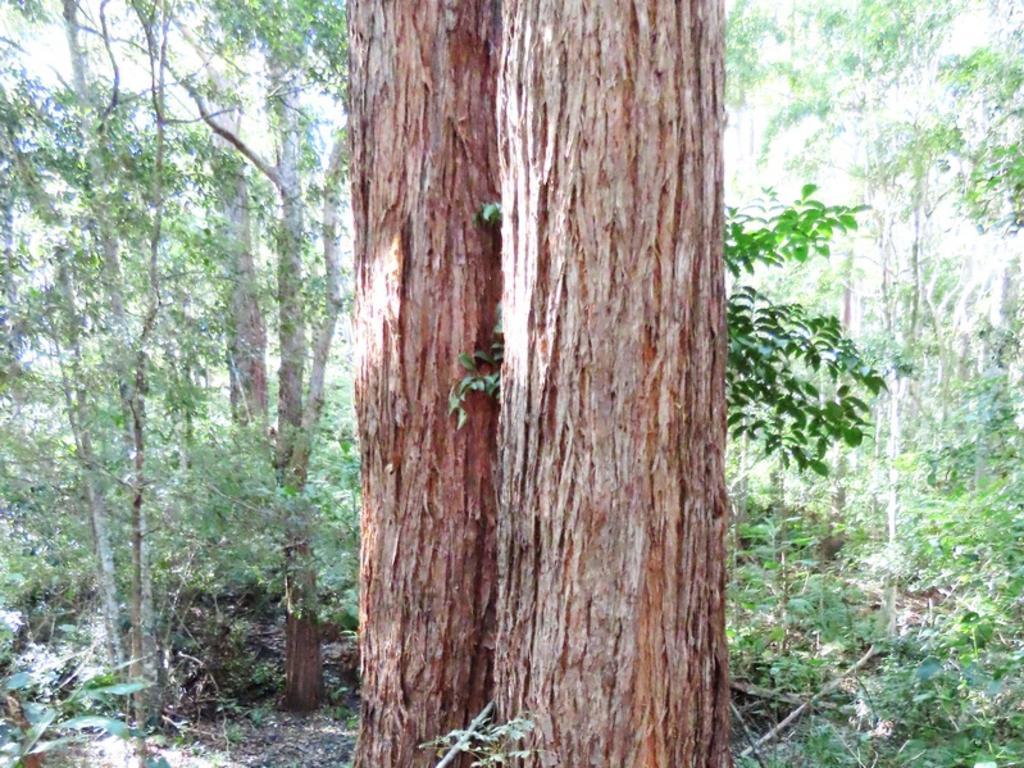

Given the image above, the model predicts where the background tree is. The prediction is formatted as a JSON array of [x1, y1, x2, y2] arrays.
[[722, 1, 1024, 763], [176, 0, 349, 709], [0, 0, 359, 743]]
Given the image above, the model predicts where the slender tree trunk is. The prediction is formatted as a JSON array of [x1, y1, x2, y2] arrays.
[[129, 378, 152, 723], [884, 375, 901, 634], [209, 96, 267, 427], [829, 254, 854, 550], [55, 257, 125, 668], [288, 139, 346, 482], [84, 480, 123, 664], [222, 151, 268, 426], [495, 2, 731, 765], [282, 529, 321, 711], [63, 0, 159, 708], [189, 56, 340, 712], [877, 212, 902, 635], [1, 194, 17, 371], [282, 141, 345, 712], [350, 1, 502, 763], [271, 62, 306, 478], [265, 61, 325, 713], [975, 258, 1019, 487], [130, 7, 169, 733]]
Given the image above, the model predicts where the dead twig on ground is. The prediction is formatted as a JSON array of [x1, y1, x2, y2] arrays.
[[732, 701, 768, 767], [731, 680, 804, 707], [741, 645, 879, 759]]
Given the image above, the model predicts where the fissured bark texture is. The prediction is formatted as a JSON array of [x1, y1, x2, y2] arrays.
[[350, 1, 502, 765], [283, 565, 324, 713], [495, 1, 732, 765]]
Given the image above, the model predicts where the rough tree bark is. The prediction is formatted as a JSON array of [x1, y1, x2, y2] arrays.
[[350, 1, 502, 764], [495, 1, 732, 765]]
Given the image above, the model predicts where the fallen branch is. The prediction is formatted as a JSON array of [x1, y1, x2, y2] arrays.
[[740, 645, 879, 759], [731, 701, 767, 767], [731, 680, 804, 707], [435, 701, 495, 768]]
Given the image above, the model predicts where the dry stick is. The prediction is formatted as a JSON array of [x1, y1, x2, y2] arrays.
[[731, 680, 804, 707], [435, 701, 495, 768], [740, 645, 879, 759], [731, 701, 767, 767]]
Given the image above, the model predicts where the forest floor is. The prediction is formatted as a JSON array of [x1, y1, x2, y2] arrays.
[[49, 617, 362, 767], [62, 711, 357, 767]]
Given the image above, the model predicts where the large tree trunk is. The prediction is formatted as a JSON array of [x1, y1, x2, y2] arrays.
[[350, 1, 502, 764], [495, 2, 731, 765]]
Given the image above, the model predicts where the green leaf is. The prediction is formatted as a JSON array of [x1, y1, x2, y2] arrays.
[[4, 672, 31, 690], [808, 459, 829, 477], [24, 704, 56, 727], [842, 427, 864, 447], [916, 658, 943, 681], [28, 737, 75, 755], [824, 402, 843, 422], [477, 202, 502, 227]]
